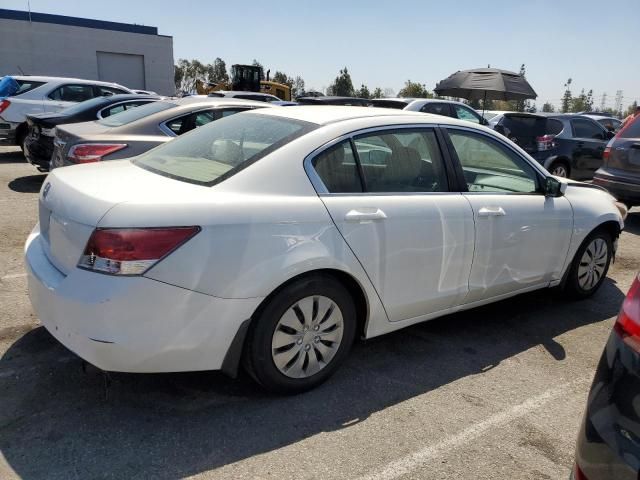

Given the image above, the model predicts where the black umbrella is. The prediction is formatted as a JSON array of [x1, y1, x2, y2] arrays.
[[434, 68, 537, 104]]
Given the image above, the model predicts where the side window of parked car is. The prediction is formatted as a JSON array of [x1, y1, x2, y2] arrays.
[[100, 101, 154, 118], [453, 105, 481, 124], [420, 103, 450, 116], [312, 141, 363, 193], [97, 86, 129, 96], [353, 129, 448, 192], [165, 110, 217, 135], [48, 84, 94, 102], [448, 130, 539, 194], [571, 119, 605, 140]]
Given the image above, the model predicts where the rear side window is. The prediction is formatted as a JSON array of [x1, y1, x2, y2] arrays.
[[98, 101, 175, 127], [48, 84, 94, 102], [164, 110, 216, 135], [135, 113, 315, 186], [453, 105, 481, 124], [421, 103, 450, 116], [547, 119, 564, 135], [100, 101, 153, 118], [619, 116, 640, 138], [353, 129, 448, 192], [14, 80, 45, 95], [312, 141, 363, 193], [571, 118, 605, 139], [97, 86, 129, 96]]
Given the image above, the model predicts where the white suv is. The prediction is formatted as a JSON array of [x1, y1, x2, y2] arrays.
[[0, 75, 132, 151]]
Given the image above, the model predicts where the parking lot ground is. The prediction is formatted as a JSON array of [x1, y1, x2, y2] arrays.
[[0, 145, 639, 480]]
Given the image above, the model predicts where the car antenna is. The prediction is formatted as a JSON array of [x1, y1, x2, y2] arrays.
[[16, 65, 25, 75]]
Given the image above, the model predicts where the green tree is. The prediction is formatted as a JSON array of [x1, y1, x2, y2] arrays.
[[571, 89, 589, 112], [174, 58, 213, 94], [626, 101, 639, 117], [211, 57, 228, 84], [328, 67, 355, 96], [561, 78, 573, 113], [272, 71, 290, 86], [292, 76, 305, 98], [356, 84, 371, 99], [542, 102, 555, 112], [371, 87, 384, 99], [398, 80, 431, 98]]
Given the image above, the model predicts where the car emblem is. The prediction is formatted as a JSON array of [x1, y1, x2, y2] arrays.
[[42, 182, 51, 199]]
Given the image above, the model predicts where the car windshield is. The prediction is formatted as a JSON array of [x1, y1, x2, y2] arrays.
[[98, 100, 176, 127], [59, 96, 110, 116], [134, 112, 316, 186]]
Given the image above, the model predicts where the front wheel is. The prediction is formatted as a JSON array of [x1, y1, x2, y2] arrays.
[[564, 231, 612, 299], [244, 275, 356, 394]]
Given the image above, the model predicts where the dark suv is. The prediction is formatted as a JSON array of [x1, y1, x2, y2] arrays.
[[593, 115, 640, 206], [490, 113, 614, 179]]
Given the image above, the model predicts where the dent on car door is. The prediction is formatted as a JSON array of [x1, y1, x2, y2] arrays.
[[445, 128, 573, 303], [309, 128, 474, 322]]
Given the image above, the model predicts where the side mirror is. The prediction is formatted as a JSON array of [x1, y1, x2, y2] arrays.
[[544, 176, 564, 197]]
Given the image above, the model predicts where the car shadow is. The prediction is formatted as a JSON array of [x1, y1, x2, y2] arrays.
[[8, 174, 46, 193], [0, 149, 25, 164], [623, 210, 640, 236], [0, 280, 624, 479]]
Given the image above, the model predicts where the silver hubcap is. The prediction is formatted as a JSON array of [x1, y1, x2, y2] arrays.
[[551, 165, 568, 177], [578, 238, 608, 290], [271, 296, 344, 379]]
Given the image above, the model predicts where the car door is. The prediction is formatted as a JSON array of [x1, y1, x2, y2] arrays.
[[308, 126, 475, 322], [570, 118, 608, 175], [443, 127, 573, 304]]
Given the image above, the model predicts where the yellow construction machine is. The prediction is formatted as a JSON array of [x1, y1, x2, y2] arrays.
[[195, 64, 291, 100]]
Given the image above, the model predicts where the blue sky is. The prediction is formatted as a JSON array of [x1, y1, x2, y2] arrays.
[[5, 0, 639, 110]]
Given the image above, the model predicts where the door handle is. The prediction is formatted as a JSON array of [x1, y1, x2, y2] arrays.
[[344, 208, 387, 222], [478, 206, 506, 217]]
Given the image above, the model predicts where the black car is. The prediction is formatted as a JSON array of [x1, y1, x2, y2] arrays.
[[593, 115, 640, 207], [572, 273, 640, 480], [24, 94, 159, 171], [491, 113, 614, 180], [295, 96, 372, 106]]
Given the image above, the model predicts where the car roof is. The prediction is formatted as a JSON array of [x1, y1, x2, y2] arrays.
[[171, 97, 272, 108], [9, 75, 128, 87], [213, 90, 279, 97], [250, 105, 471, 126]]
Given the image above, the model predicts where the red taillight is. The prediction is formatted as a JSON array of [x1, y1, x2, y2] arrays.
[[67, 143, 127, 164], [0, 99, 10, 115], [613, 273, 640, 351], [603, 147, 611, 160], [573, 462, 589, 480], [536, 134, 556, 151], [78, 227, 200, 275]]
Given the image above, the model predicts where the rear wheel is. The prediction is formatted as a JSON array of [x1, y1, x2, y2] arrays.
[[17, 130, 27, 154], [564, 231, 612, 299], [548, 161, 570, 178], [244, 275, 356, 394]]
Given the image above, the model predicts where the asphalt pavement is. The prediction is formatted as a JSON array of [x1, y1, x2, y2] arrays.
[[1, 146, 639, 479]]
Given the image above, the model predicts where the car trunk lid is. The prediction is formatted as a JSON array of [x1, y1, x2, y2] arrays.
[[38, 160, 210, 275], [497, 114, 551, 153]]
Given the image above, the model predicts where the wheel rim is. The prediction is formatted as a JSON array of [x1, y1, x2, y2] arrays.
[[271, 295, 344, 379], [551, 165, 568, 177], [577, 238, 608, 290]]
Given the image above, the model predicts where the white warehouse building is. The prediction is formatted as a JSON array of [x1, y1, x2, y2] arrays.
[[0, 9, 174, 95]]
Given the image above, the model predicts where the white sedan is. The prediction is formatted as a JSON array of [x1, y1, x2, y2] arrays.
[[25, 106, 626, 393]]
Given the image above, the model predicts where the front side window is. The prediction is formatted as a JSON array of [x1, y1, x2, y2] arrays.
[[353, 129, 448, 192], [453, 105, 481, 124], [571, 118, 605, 139], [48, 84, 94, 102], [135, 113, 314, 186], [448, 130, 539, 194]]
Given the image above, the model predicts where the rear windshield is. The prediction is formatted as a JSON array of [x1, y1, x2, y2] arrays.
[[59, 96, 110, 115], [134, 113, 316, 186], [370, 100, 408, 110], [502, 115, 548, 137], [619, 116, 640, 139], [98, 100, 175, 127]]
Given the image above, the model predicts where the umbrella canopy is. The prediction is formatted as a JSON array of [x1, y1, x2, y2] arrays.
[[434, 68, 537, 101]]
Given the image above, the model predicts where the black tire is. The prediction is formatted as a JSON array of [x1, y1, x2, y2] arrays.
[[563, 230, 613, 299], [17, 130, 27, 154], [548, 160, 570, 178], [244, 274, 356, 394]]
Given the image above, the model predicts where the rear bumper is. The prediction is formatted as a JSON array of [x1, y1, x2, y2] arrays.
[[0, 120, 17, 144], [593, 170, 640, 205], [24, 136, 53, 171], [25, 224, 263, 373]]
